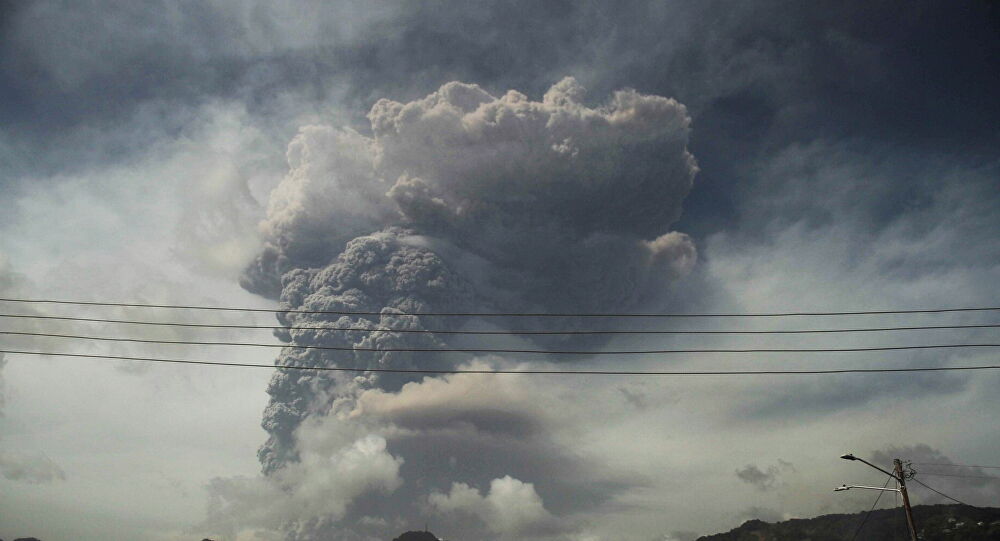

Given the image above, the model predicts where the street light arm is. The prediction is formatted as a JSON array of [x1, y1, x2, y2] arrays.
[[834, 484, 901, 493], [855, 457, 900, 480], [841, 453, 901, 481]]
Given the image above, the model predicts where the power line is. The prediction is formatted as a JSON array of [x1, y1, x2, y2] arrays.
[[3, 330, 1000, 355], [911, 462, 1000, 470], [914, 473, 1000, 481], [3, 313, 999, 335], [909, 476, 981, 508], [2, 297, 999, 317], [3, 349, 1000, 376], [850, 475, 894, 541]]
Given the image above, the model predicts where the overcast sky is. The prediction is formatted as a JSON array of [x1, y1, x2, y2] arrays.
[[1, 2, 999, 540]]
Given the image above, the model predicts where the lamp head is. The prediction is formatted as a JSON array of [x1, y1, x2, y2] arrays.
[[840, 453, 858, 461], [834, 485, 850, 492]]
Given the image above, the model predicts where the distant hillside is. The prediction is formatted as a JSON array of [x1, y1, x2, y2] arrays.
[[392, 532, 441, 541], [698, 504, 1000, 541]]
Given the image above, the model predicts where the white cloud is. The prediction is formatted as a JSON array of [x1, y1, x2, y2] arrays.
[[204, 418, 403, 539], [430, 476, 554, 536]]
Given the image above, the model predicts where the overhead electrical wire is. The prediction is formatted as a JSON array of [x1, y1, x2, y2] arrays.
[[3, 349, 1000, 376], [850, 475, 894, 541], [911, 463, 1000, 470], [1, 313, 998, 335], [2, 330, 999, 355], [908, 476, 981, 508], [4, 299, 997, 377], [2, 297, 999, 317], [913, 473, 1000, 481]]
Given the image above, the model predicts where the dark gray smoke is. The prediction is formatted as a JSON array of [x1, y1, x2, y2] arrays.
[[224, 78, 698, 540], [258, 227, 481, 473]]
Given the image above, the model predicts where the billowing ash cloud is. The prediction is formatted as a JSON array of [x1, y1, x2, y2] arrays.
[[222, 78, 699, 540], [242, 76, 697, 306]]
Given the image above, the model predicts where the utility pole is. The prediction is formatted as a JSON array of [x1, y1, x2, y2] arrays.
[[837, 453, 919, 541], [894, 458, 919, 541]]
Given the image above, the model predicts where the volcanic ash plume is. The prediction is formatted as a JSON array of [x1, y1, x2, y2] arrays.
[[230, 77, 699, 539]]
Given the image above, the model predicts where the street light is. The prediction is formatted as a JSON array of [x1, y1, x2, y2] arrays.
[[836, 453, 918, 541], [839, 453, 900, 480], [833, 484, 901, 493]]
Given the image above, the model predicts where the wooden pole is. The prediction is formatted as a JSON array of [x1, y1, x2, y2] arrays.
[[894, 458, 919, 541]]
